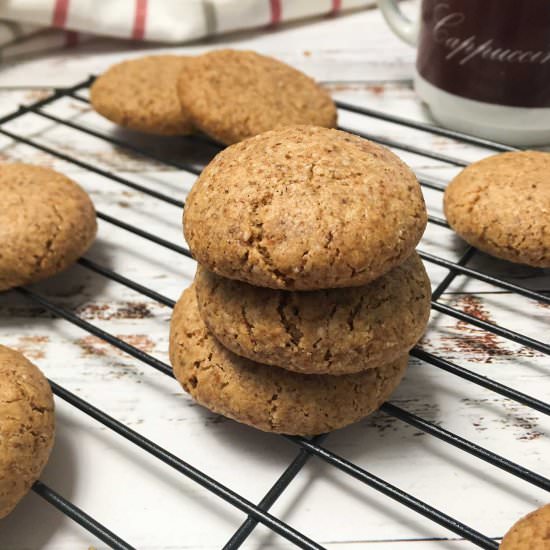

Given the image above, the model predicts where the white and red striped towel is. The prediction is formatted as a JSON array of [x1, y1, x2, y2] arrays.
[[0, 0, 374, 60]]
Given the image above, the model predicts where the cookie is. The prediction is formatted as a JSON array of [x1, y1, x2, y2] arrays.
[[177, 49, 337, 144], [195, 252, 431, 375], [500, 503, 550, 550], [184, 126, 427, 290], [169, 286, 408, 435], [0, 345, 55, 518], [444, 151, 550, 267], [0, 163, 97, 291], [91, 55, 194, 135]]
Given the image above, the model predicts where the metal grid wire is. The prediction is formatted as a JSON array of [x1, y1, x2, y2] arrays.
[[0, 76, 549, 550]]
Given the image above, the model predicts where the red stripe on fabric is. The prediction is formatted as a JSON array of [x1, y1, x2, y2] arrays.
[[65, 30, 79, 47], [332, 0, 342, 14], [269, 0, 282, 26], [132, 0, 147, 40], [52, 0, 70, 27]]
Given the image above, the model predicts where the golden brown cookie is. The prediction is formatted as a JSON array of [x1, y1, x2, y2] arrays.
[[91, 55, 194, 135], [169, 286, 408, 435], [444, 151, 550, 267], [184, 126, 427, 290], [500, 503, 550, 550], [195, 252, 431, 375], [177, 49, 337, 144], [0, 163, 97, 291], [0, 345, 55, 518]]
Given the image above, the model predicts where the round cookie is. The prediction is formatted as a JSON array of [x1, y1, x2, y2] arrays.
[[184, 126, 427, 290], [91, 55, 194, 135], [0, 163, 97, 291], [500, 503, 550, 550], [195, 252, 431, 375], [177, 49, 337, 144], [0, 345, 55, 519], [444, 151, 550, 267], [169, 286, 408, 435]]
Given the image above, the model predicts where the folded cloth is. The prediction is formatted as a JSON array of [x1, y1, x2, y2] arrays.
[[0, 0, 374, 60]]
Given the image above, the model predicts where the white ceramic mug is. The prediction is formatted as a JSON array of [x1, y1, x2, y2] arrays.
[[378, 0, 550, 146]]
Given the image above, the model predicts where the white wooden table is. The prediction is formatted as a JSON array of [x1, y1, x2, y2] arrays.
[[0, 4, 548, 549]]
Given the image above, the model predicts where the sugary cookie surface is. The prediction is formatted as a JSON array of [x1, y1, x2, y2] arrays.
[[184, 126, 427, 290]]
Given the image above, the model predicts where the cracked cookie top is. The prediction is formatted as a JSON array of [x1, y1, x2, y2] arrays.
[[0, 345, 55, 518], [444, 151, 550, 267], [184, 126, 427, 290], [91, 55, 194, 136], [176, 49, 336, 145], [195, 252, 431, 375], [0, 163, 97, 291], [169, 285, 408, 435]]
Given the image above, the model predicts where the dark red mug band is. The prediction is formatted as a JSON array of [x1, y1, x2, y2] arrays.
[[416, 0, 550, 108]]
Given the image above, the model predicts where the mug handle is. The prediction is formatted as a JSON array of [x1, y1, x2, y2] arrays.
[[377, 0, 419, 46]]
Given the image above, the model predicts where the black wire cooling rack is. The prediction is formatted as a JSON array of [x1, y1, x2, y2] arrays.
[[1, 76, 549, 550]]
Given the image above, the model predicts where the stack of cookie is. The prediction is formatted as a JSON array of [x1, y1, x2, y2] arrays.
[[170, 126, 431, 436]]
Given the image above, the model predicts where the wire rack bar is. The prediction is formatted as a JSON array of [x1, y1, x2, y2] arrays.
[[44, 381, 324, 550], [28, 291, 496, 548], [431, 301, 550, 355], [1, 109, 462, 214], [26, 100, 539, 365], [26, 106, 202, 175], [411, 348, 550, 417], [15, 281, 545, 550], [15, 95, 489, 239], [72, 256, 550, 421], [14, 103, 550, 314], [223, 434, 328, 550], [335, 101, 518, 153], [15, 287, 174, 377], [101, 204, 550, 358], [22, 270, 330, 549], [340, 125, 469, 167], [380, 403, 550, 491], [427, 214, 450, 228], [75, 249, 550, 429], [7, 98, 547, 310], [416, 175, 446, 192], [0, 77, 93, 126], [0, 127, 183, 207], [32, 481, 135, 550], [95, 211, 192, 257], [431, 247, 476, 301], [285, 437, 499, 550], [6, 101, 544, 356], [78, 257, 177, 308], [419, 250, 550, 305]]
